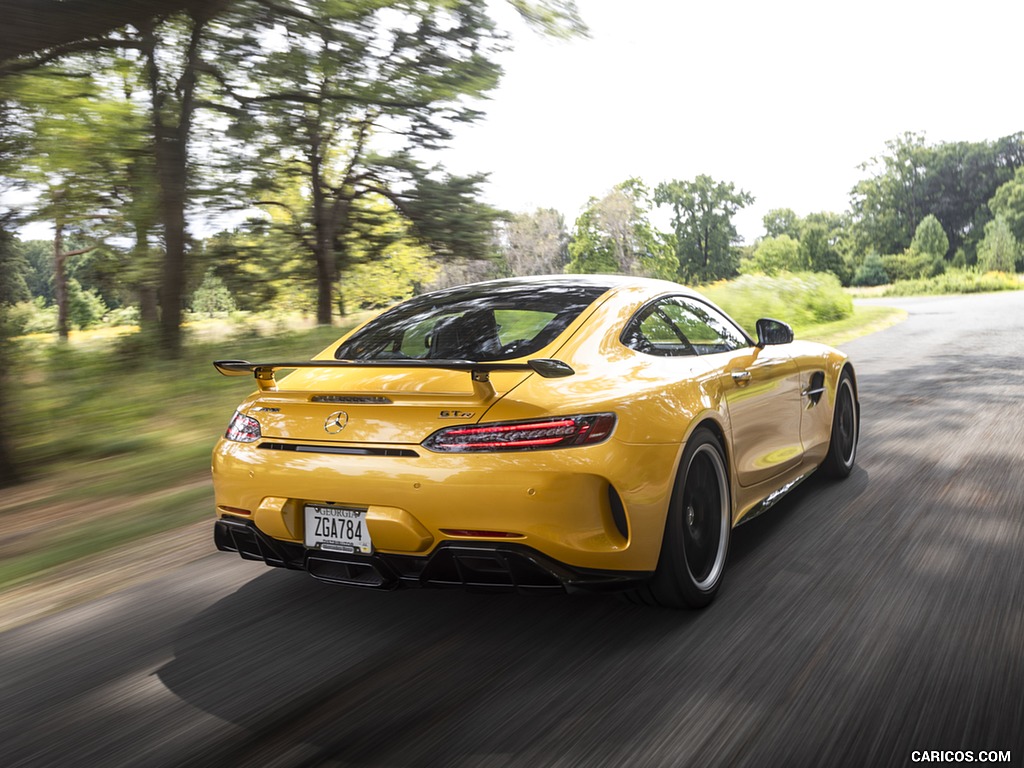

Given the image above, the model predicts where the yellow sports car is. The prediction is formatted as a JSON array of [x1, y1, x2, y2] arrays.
[[212, 275, 858, 608]]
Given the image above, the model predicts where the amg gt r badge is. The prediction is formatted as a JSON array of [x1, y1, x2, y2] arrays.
[[439, 410, 474, 419], [324, 410, 349, 434]]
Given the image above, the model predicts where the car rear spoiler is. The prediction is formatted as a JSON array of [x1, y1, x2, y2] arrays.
[[213, 358, 575, 398]]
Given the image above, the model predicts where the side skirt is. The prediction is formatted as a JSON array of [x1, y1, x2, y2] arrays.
[[735, 468, 816, 527]]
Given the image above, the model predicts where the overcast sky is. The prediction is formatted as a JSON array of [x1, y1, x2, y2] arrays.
[[439, 0, 1023, 242]]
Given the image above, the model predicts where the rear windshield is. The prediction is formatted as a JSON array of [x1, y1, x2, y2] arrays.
[[334, 282, 608, 362]]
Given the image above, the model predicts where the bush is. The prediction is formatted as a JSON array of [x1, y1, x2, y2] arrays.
[[8, 298, 57, 335], [880, 250, 934, 281], [191, 272, 236, 316], [883, 268, 1020, 296], [67, 279, 109, 329], [105, 305, 140, 327], [743, 235, 804, 275], [852, 254, 889, 286], [976, 216, 1020, 273], [702, 272, 853, 335]]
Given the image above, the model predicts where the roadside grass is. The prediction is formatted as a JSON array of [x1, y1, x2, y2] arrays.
[[0, 485, 211, 590], [1, 298, 904, 593], [793, 304, 906, 347], [1, 323, 348, 592], [846, 270, 1022, 298], [881, 269, 1021, 296]]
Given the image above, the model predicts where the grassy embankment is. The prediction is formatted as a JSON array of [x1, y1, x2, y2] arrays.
[[0, 324, 345, 590], [0, 286, 904, 593]]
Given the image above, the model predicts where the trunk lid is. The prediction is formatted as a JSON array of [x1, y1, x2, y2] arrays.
[[241, 366, 532, 445]]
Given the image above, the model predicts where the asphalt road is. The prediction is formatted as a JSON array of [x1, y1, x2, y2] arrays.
[[2, 291, 1023, 768]]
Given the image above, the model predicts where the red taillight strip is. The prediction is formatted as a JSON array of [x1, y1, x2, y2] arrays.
[[442, 419, 576, 437], [457, 436, 565, 449], [423, 413, 616, 453]]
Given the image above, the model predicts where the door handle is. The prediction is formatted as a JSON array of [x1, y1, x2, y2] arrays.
[[731, 370, 752, 384]]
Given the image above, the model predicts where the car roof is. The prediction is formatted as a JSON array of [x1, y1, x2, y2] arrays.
[[418, 273, 699, 301]]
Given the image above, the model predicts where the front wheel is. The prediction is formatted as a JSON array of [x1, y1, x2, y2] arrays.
[[821, 368, 858, 479], [634, 427, 732, 609]]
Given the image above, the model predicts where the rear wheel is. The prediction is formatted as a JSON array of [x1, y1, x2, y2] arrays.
[[634, 427, 731, 609], [821, 369, 858, 479]]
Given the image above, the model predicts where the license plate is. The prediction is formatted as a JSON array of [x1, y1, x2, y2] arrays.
[[304, 505, 372, 554]]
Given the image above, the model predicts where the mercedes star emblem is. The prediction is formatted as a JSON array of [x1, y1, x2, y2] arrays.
[[323, 410, 349, 434]]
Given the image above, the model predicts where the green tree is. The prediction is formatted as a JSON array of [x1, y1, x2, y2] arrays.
[[910, 214, 949, 260], [851, 132, 1024, 262], [342, 197, 440, 310], [567, 179, 675, 278], [763, 208, 801, 240], [799, 214, 849, 283], [190, 271, 236, 316], [655, 174, 754, 283], [212, 1, 573, 324], [976, 216, 1019, 273], [988, 167, 1024, 245], [66, 278, 109, 329], [744, 234, 803, 275], [3, 64, 144, 338], [2, 0, 587, 353]]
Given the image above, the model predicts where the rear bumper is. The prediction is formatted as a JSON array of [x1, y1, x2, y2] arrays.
[[214, 518, 651, 594]]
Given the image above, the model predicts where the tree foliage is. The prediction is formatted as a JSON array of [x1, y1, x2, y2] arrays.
[[851, 132, 1024, 262], [655, 175, 753, 283], [976, 216, 1020, 273], [852, 253, 888, 287], [2, 58, 150, 338], [910, 214, 949, 260], [567, 179, 675, 278], [745, 234, 804, 275], [1, 0, 586, 349], [206, 1, 509, 324], [503, 208, 569, 276], [799, 214, 849, 283], [989, 167, 1024, 246], [762, 208, 800, 240]]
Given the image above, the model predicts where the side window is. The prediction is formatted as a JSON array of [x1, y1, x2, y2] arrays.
[[621, 301, 695, 356], [623, 296, 749, 356], [664, 298, 749, 354]]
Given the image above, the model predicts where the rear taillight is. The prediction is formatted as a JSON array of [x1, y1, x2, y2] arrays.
[[225, 410, 261, 443], [423, 413, 616, 453]]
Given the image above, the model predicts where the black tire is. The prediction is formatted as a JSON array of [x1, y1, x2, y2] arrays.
[[821, 368, 858, 479], [633, 427, 731, 609]]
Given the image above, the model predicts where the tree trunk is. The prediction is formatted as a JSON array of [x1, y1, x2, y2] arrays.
[[132, 217, 159, 332], [0, 336, 16, 482], [0, 426, 19, 488], [53, 216, 69, 341], [138, 285, 158, 329], [309, 135, 335, 326], [0, 320, 19, 485], [142, 13, 208, 357], [155, 137, 188, 354]]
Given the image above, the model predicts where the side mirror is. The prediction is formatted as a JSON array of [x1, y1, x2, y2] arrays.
[[755, 318, 794, 347]]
